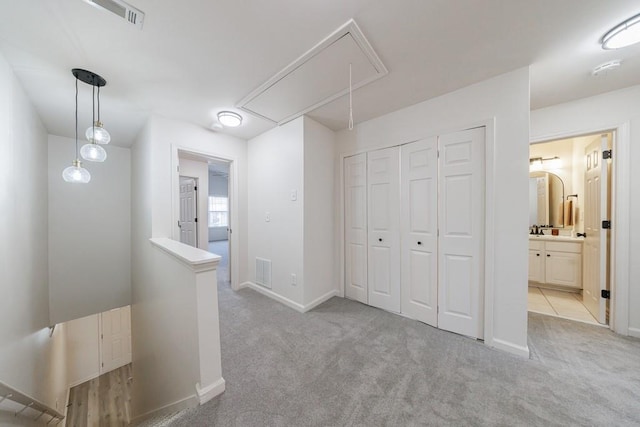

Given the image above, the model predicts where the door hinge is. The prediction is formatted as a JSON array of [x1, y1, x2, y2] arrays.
[[194, 186, 197, 191], [602, 220, 611, 229], [177, 166, 180, 172], [601, 290, 611, 299], [102, 362, 104, 367], [602, 150, 612, 160], [101, 334, 103, 339], [195, 217, 198, 223]]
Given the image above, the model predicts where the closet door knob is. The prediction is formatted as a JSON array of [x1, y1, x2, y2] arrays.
[[547, 254, 551, 257], [536, 254, 540, 257], [417, 241, 422, 245], [378, 238, 383, 242]]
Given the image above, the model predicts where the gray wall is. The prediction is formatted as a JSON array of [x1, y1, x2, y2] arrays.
[[48, 135, 131, 324]]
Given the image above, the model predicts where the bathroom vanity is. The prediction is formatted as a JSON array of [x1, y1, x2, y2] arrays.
[[528, 236, 583, 289]]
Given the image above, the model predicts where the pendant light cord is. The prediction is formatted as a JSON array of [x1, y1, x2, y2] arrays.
[[92, 84, 96, 142], [97, 85, 101, 122], [75, 77, 79, 160], [348, 63, 354, 130]]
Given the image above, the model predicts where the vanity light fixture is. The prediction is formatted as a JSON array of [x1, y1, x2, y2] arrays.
[[529, 156, 561, 171], [217, 111, 243, 127], [602, 12, 640, 49]]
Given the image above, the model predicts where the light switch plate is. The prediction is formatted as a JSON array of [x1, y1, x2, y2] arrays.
[[290, 190, 297, 201], [265, 212, 270, 222]]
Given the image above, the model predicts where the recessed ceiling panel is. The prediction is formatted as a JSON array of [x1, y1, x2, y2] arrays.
[[238, 19, 388, 125]]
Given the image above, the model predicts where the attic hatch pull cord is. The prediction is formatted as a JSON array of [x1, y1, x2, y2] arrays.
[[348, 63, 354, 130]]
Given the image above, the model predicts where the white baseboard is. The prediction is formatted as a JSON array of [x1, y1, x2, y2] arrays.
[[628, 327, 640, 339], [130, 394, 198, 425], [489, 338, 530, 358], [243, 282, 306, 312], [241, 283, 337, 313], [195, 378, 225, 405], [303, 290, 338, 312]]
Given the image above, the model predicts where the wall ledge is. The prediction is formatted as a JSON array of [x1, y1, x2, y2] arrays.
[[150, 237, 220, 272]]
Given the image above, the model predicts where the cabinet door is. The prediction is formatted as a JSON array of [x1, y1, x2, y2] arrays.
[[545, 251, 582, 288], [528, 250, 543, 283], [367, 146, 401, 313]]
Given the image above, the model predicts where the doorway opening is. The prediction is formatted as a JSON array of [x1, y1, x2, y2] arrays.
[[207, 159, 231, 287], [528, 131, 613, 326], [175, 148, 236, 289]]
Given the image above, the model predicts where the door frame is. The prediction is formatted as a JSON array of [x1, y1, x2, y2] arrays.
[[171, 145, 240, 291], [530, 122, 631, 335], [338, 119, 497, 347]]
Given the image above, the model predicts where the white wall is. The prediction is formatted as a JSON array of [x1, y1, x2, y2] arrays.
[[130, 116, 234, 419], [48, 135, 131, 324], [149, 116, 248, 285], [0, 52, 68, 414], [531, 84, 640, 336], [303, 117, 336, 305], [248, 118, 305, 305], [65, 314, 100, 387], [336, 68, 531, 355], [178, 157, 209, 251]]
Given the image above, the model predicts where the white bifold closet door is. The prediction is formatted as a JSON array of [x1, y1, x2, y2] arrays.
[[344, 153, 368, 304], [437, 128, 485, 339], [367, 147, 401, 312], [401, 137, 438, 326]]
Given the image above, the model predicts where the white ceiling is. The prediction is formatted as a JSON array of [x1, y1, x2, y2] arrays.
[[1, 0, 640, 147]]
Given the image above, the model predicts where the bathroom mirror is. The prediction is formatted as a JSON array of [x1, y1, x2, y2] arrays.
[[529, 171, 565, 228]]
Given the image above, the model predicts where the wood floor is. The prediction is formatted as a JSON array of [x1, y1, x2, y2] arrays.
[[66, 364, 132, 427]]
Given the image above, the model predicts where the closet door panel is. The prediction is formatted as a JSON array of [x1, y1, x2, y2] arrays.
[[401, 138, 438, 325], [344, 154, 368, 304], [437, 128, 485, 339], [368, 147, 401, 313]]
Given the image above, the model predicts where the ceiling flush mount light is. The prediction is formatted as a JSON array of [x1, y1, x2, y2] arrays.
[[217, 111, 242, 127], [592, 60, 622, 76], [602, 13, 640, 49]]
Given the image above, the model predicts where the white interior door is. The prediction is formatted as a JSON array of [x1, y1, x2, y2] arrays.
[[368, 147, 401, 313], [100, 306, 132, 374], [344, 153, 368, 303], [437, 128, 485, 339], [583, 136, 608, 324], [179, 177, 197, 247], [401, 138, 438, 326]]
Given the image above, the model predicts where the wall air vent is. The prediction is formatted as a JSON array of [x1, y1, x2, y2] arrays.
[[82, 0, 145, 30], [237, 19, 388, 125], [255, 258, 272, 289]]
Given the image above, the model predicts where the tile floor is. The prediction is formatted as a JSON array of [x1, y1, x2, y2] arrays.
[[528, 286, 599, 324]]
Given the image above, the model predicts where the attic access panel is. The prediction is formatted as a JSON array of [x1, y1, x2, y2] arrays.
[[238, 19, 388, 125]]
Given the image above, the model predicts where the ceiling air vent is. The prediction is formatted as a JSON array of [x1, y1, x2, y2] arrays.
[[82, 0, 145, 30]]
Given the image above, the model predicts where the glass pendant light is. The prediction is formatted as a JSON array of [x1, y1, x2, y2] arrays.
[[63, 159, 91, 183], [63, 76, 91, 183], [81, 84, 107, 162], [80, 143, 107, 162], [85, 85, 110, 144]]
